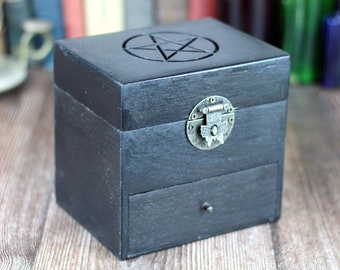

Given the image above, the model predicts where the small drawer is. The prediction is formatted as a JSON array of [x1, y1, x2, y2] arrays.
[[128, 163, 279, 256]]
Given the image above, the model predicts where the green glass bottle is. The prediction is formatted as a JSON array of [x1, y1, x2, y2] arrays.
[[282, 0, 335, 84]]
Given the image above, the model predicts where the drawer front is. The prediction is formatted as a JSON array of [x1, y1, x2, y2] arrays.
[[128, 163, 279, 256]]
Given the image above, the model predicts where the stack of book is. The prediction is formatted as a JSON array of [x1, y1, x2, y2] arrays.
[[2, 0, 159, 68]]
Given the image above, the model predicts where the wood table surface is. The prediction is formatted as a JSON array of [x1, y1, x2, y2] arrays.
[[0, 68, 339, 270]]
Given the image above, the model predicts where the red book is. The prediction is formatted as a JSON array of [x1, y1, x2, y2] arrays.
[[62, 0, 85, 38], [188, 0, 218, 19]]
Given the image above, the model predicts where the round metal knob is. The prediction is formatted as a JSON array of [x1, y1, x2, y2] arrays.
[[201, 202, 213, 213]]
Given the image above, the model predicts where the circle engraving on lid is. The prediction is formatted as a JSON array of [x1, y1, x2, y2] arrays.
[[122, 32, 219, 62]]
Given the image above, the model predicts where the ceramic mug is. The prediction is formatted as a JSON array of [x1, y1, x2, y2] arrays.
[[0, 19, 53, 93], [19, 19, 54, 62]]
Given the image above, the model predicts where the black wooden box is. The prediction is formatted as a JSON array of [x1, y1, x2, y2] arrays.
[[54, 18, 290, 259]]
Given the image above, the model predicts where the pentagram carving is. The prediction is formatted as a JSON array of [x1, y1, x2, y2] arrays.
[[122, 32, 219, 62]]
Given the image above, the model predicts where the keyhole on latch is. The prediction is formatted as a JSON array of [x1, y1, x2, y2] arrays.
[[210, 125, 218, 136]]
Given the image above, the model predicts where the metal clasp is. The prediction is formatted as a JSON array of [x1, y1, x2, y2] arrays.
[[186, 96, 235, 150]]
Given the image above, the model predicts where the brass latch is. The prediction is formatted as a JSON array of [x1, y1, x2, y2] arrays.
[[186, 96, 235, 150]]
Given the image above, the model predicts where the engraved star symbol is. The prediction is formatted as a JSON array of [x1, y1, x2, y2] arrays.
[[128, 34, 211, 61], [123, 32, 218, 62]]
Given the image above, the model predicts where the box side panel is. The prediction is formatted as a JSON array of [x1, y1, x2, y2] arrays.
[[128, 163, 279, 257], [122, 56, 290, 130], [54, 42, 122, 129], [123, 100, 287, 195], [274, 97, 289, 219], [54, 86, 123, 258]]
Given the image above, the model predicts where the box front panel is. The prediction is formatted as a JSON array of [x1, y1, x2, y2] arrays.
[[122, 57, 289, 130], [123, 100, 287, 195], [128, 163, 279, 257]]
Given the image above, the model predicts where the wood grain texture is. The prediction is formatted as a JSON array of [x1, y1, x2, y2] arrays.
[[55, 83, 287, 258], [0, 70, 339, 269], [54, 44, 122, 129], [54, 18, 289, 131], [54, 18, 289, 259], [124, 101, 286, 194], [273, 85, 340, 270], [54, 87, 123, 258], [55, 19, 288, 86], [129, 163, 279, 256], [122, 57, 289, 130], [0, 68, 54, 269]]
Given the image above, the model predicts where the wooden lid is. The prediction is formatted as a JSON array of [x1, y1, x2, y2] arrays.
[[54, 18, 289, 130]]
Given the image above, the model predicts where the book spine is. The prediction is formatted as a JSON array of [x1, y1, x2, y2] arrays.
[[124, 0, 155, 30], [188, 0, 218, 19], [156, 0, 187, 24], [250, 0, 266, 40], [263, 0, 282, 47], [31, 0, 65, 40], [3, 0, 30, 55], [219, 0, 281, 46], [61, 0, 85, 38], [31, 0, 65, 69], [323, 6, 340, 88], [84, 0, 124, 35], [219, 0, 242, 29], [0, 1, 6, 54]]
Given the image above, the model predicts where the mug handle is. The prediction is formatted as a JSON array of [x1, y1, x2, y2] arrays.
[[20, 19, 54, 62]]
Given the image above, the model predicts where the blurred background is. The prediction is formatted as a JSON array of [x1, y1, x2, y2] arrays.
[[1, 0, 339, 89]]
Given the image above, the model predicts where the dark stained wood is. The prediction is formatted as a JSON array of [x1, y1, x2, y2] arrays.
[[54, 87, 124, 258], [121, 57, 289, 130], [54, 44, 122, 129], [124, 101, 287, 194], [55, 18, 287, 85], [54, 18, 289, 131], [129, 163, 279, 257], [54, 90, 287, 259], [53, 18, 289, 260], [0, 69, 339, 268]]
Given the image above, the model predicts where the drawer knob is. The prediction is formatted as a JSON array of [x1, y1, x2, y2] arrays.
[[201, 202, 214, 213]]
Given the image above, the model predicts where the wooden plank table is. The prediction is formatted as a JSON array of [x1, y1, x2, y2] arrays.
[[0, 68, 339, 269]]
